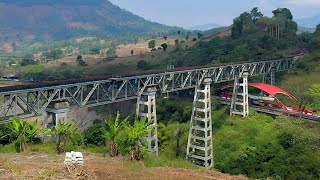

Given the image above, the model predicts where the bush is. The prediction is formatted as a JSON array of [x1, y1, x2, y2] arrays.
[[83, 124, 105, 146], [0, 123, 17, 146]]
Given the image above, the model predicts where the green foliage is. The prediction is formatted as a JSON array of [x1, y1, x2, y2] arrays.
[[101, 112, 128, 157], [5, 118, 39, 152], [213, 112, 320, 179], [250, 7, 263, 23], [160, 43, 168, 51], [157, 98, 192, 125], [83, 123, 105, 146], [158, 122, 189, 158], [0, 123, 17, 146], [123, 116, 149, 160], [148, 40, 156, 49], [312, 24, 320, 50], [89, 47, 100, 55], [137, 60, 150, 70], [76, 55, 88, 66], [43, 121, 80, 154], [20, 58, 38, 66], [106, 46, 117, 58], [43, 49, 63, 60], [272, 8, 293, 20]]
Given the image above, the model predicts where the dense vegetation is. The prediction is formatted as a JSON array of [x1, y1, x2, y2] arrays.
[[0, 6, 320, 179]]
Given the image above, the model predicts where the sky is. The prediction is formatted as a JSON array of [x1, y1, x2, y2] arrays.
[[109, 0, 320, 28]]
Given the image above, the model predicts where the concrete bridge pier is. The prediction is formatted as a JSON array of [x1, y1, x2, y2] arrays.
[[186, 78, 213, 169], [43, 101, 70, 129], [136, 86, 158, 156], [230, 71, 249, 117]]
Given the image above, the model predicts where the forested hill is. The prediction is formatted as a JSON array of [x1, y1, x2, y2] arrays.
[[0, 0, 176, 49]]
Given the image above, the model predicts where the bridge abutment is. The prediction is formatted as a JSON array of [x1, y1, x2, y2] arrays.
[[136, 86, 158, 156], [186, 78, 213, 169], [230, 71, 249, 117]]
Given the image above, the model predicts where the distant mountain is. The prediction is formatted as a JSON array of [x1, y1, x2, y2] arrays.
[[298, 26, 316, 34], [0, 0, 176, 51], [188, 23, 223, 31], [296, 15, 320, 28]]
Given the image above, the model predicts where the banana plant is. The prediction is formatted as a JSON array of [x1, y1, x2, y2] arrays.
[[12, 117, 30, 152], [123, 116, 149, 160], [101, 112, 128, 157], [44, 121, 78, 154], [26, 119, 38, 145]]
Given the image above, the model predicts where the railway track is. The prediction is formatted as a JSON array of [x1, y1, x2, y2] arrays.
[[219, 98, 320, 122]]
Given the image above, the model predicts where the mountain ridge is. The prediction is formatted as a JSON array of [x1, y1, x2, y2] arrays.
[[0, 0, 176, 51]]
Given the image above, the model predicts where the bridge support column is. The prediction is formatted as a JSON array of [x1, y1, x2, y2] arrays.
[[43, 102, 70, 129], [186, 78, 213, 169], [230, 71, 249, 117], [136, 86, 158, 156], [263, 67, 275, 85]]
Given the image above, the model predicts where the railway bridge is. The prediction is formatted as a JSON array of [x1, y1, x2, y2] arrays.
[[0, 57, 297, 168]]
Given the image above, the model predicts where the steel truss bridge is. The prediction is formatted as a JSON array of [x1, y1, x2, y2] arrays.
[[0, 58, 296, 121]]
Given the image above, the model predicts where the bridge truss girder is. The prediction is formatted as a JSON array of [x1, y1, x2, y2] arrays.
[[0, 58, 295, 120]]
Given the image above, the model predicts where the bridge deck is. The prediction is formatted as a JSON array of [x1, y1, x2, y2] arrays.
[[0, 58, 296, 120]]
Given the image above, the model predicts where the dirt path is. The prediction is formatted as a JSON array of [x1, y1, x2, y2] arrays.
[[0, 152, 246, 180]]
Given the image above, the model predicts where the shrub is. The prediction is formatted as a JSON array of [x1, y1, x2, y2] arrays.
[[0, 123, 17, 146], [83, 124, 105, 146]]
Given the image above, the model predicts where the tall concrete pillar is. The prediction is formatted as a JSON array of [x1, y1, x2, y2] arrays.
[[230, 71, 249, 117], [186, 78, 213, 169], [136, 86, 158, 156]]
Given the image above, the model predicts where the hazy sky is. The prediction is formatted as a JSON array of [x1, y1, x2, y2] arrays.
[[109, 0, 320, 28]]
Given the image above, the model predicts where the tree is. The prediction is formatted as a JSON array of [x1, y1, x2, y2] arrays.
[[312, 24, 320, 50], [20, 58, 38, 66], [76, 55, 88, 66], [101, 112, 128, 157], [177, 30, 181, 41], [44, 121, 79, 154], [197, 33, 203, 39], [148, 40, 156, 49], [83, 123, 105, 146], [186, 32, 191, 41], [272, 8, 293, 20], [106, 46, 117, 58], [123, 116, 149, 160], [137, 60, 149, 70], [232, 17, 244, 39], [161, 43, 168, 51], [89, 47, 100, 55], [4, 118, 38, 152], [163, 36, 167, 41], [250, 7, 263, 23]]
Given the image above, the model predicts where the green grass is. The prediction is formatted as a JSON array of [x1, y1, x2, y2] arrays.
[[143, 153, 199, 169], [0, 143, 16, 153]]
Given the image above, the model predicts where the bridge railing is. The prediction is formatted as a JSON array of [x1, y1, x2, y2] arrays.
[[0, 58, 295, 120]]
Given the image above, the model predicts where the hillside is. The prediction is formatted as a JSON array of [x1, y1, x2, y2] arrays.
[[0, 0, 176, 52], [188, 23, 223, 31]]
